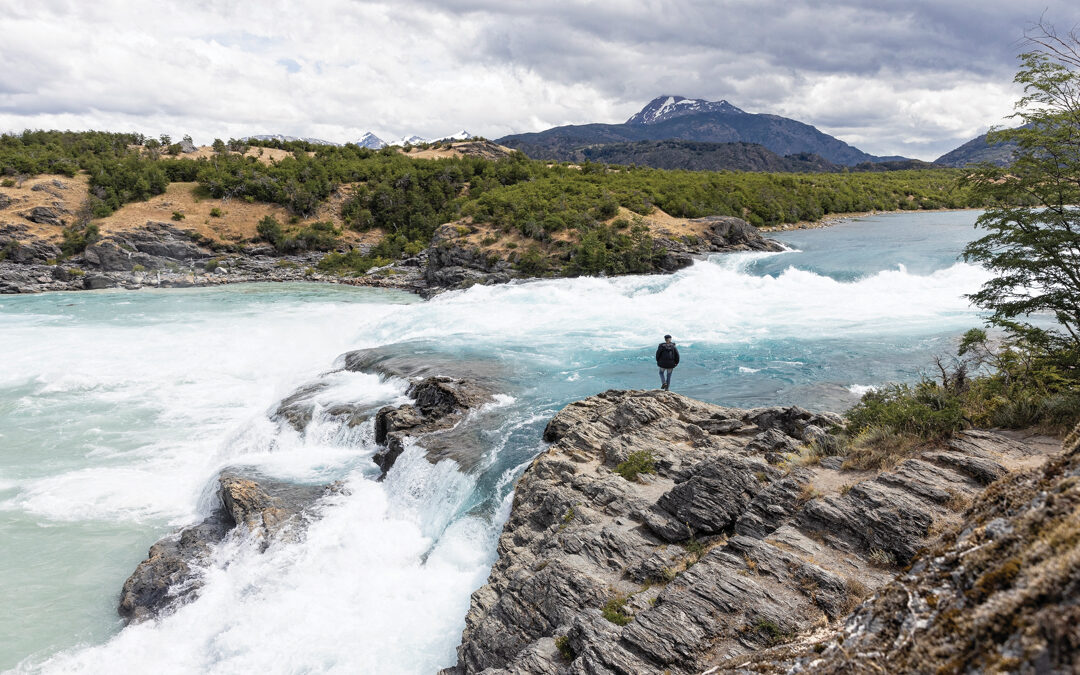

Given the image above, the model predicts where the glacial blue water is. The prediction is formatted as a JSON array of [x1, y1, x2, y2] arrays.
[[0, 210, 991, 673]]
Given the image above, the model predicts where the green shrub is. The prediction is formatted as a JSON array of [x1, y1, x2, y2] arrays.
[[752, 618, 789, 645], [209, 207, 223, 217], [317, 249, 391, 275], [132, 264, 146, 272], [601, 595, 632, 626], [171, 211, 185, 221], [554, 635, 575, 661], [59, 223, 100, 257], [845, 382, 965, 440], [204, 258, 221, 270], [515, 245, 549, 275], [256, 215, 284, 247], [1, 178, 15, 188], [614, 451, 656, 481]]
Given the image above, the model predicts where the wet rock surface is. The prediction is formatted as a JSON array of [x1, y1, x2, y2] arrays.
[[373, 376, 493, 476], [118, 471, 337, 623], [446, 389, 1054, 674]]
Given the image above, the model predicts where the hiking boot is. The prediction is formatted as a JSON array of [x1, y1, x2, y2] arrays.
[[661, 383, 669, 391]]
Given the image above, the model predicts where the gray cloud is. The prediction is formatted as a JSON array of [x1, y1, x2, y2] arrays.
[[0, 0, 1074, 159]]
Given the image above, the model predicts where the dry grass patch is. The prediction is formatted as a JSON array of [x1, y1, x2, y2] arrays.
[[840, 426, 927, 472]]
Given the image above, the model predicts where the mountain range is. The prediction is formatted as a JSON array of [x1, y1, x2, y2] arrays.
[[497, 95, 906, 167], [248, 96, 1018, 172], [247, 131, 473, 149]]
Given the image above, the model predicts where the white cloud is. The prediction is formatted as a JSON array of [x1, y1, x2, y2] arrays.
[[0, 0, 1070, 158]]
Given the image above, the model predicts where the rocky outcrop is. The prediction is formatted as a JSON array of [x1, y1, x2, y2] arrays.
[[0, 225, 60, 264], [83, 222, 211, 271], [425, 223, 515, 293], [654, 216, 786, 271], [20, 206, 65, 227], [118, 472, 337, 623], [373, 376, 492, 476], [724, 424, 1080, 674], [448, 390, 1053, 674]]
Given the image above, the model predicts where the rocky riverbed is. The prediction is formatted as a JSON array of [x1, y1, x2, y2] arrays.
[[0, 215, 782, 296]]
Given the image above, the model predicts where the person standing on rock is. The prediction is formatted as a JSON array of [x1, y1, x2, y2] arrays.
[[655, 335, 679, 390]]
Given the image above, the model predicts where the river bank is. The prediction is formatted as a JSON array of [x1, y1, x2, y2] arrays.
[[759, 206, 983, 233], [0, 215, 782, 296]]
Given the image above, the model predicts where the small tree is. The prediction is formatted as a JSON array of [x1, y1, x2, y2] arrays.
[[963, 22, 1080, 352]]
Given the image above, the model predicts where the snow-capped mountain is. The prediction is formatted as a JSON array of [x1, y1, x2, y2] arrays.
[[384, 131, 473, 146], [394, 134, 430, 146], [355, 132, 387, 149], [245, 134, 341, 146], [626, 96, 745, 125]]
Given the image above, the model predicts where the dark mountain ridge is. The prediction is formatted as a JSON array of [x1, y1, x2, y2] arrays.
[[573, 139, 934, 173], [935, 128, 1022, 167], [499, 95, 906, 167]]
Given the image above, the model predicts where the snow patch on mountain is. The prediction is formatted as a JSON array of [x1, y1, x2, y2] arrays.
[[245, 134, 341, 146], [626, 96, 745, 125]]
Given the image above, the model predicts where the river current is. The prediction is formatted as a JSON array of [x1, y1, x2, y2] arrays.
[[0, 210, 990, 673]]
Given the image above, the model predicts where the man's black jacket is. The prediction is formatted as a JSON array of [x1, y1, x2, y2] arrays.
[[656, 343, 680, 368]]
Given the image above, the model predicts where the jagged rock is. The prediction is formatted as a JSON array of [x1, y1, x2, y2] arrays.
[[83, 274, 118, 290], [655, 454, 770, 536], [20, 206, 64, 226], [371, 376, 492, 476], [692, 215, 786, 252], [424, 224, 515, 290], [743, 405, 842, 441], [0, 194, 12, 209], [117, 512, 232, 623], [0, 237, 60, 264], [723, 424, 1080, 674], [271, 382, 328, 432], [122, 222, 207, 259], [118, 472, 335, 623], [450, 390, 1053, 674], [31, 179, 67, 195]]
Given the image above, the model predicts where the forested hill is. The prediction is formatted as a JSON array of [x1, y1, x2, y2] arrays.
[[566, 140, 936, 173], [1, 130, 1015, 282], [934, 130, 1020, 167], [498, 95, 907, 167]]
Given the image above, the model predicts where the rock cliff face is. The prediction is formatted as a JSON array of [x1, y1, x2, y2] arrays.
[[447, 390, 1055, 674], [723, 423, 1080, 674]]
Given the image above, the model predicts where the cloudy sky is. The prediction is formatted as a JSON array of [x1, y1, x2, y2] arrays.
[[0, 1, 1074, 159]]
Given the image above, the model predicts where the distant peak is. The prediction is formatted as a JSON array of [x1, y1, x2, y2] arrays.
[[626, 96, 745, 125], [355, 132, 387, 149]]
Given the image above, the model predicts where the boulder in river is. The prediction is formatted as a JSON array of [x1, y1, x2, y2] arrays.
[[118, 471, 338, 623]]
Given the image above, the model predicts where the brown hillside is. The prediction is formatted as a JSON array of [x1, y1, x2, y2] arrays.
[[0, 174, 88, 242]]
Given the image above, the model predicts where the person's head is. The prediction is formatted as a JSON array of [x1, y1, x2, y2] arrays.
[[664, 334, 672, 343]]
